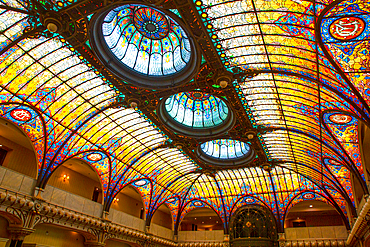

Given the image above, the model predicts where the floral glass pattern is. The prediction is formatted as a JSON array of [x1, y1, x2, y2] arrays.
[[102, 4, 191, 76], [164, 92, 229, 128], [200, 139, 251, 160]]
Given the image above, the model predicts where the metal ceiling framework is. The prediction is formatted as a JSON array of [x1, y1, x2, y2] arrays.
[[0, 0, 369, 234]]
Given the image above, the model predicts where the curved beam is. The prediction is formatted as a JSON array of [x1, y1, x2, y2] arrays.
[[213, 175, 228, 233], [104, 144, 166, 211], [242, 69, 369, 122], [147, 170, 200, 218], [321, 109, 368, 195], [39, 103, 119, 188], [174, 173, 204, 234], [259, 125, 365, 191]]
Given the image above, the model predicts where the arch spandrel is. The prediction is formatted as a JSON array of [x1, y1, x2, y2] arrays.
[[0, 104, 46, 177], [321, 0, 370, 107]]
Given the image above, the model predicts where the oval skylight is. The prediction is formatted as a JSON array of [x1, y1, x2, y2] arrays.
[[165, 92, 229, 128], [158, 92, 234, 137], [201, 139, 251, 160], [90, 4, 199, 88], [197, 139, 255, 167]]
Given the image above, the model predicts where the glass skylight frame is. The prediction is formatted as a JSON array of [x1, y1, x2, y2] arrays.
[[157, 92, 235, 138], [197, 139, 255, 167], [89, 3, 200, 89]]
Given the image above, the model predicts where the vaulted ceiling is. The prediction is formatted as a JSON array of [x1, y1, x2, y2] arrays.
[[0, 0, 369, 233]]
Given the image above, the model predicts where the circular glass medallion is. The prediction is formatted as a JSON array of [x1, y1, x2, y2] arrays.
[[329, 113, 352, 124], [330, 16, 365, 40], [167, 198, 176, 203], [10, 109, 32, 122], [134, 179, 148, 186], [326, 158, 342, 166], [245, 198, 254, 203], [302, 193, 314, 200], [87, 153, 102, 161], [197, 139, 254, 167], [133, 7, 169, 39], [90, 4, 199, 88], [158, 92, 235, 137]]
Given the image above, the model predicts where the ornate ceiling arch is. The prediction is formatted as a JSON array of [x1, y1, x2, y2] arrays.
[[0, 0, 369, 230]]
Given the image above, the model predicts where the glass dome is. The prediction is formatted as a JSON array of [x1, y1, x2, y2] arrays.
[[197, 139, 255, 167], [158, 91, 234, 137], [90, 4, 198, 88], [165, 92, 229, 128], [201, 139, 251, 160]]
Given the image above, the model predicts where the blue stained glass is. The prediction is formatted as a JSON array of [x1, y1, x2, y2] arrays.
[[102, 4, 191, 76], [165, 92, 229, 128], [201, 139, 251, 160]]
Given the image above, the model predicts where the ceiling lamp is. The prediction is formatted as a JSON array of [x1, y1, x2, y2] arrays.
[[197, 139, 255, 167], [158, 91, 235, 137], [89, 4, 199, 89]]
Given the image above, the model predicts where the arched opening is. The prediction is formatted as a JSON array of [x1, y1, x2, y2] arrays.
[[0, 117, 38, 179], [0, 215, 9, 242], [151, 203, 173, 230], [230, 205, 278, 247], [111, 185, 145, 219], [47, 158, 103, 203], [284, 200, 345, 228], [179, 207, 223, 231], [106, 239, 133, 247], [23, 224, 86, 247]]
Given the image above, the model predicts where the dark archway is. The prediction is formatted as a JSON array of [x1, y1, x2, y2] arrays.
[[179, 207, 223, 231], [110, 184, 146, 220], [230, 205, 278, 247], [284, 200, 345, 228], [47, 158, 104, 203]]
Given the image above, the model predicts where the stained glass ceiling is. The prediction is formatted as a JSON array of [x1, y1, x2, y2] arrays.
[[0, 0, 369, 232]]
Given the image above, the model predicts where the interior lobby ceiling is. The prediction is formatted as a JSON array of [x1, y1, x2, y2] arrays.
[[0, 0, 369, 232]]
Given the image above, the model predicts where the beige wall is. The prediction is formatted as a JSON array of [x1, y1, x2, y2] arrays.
[[0, 136, 37, 178], [178, 230, 225, 242], [47, 166, 103, 203], [108, 209, 146, 231], [110, 192, 144, 218], [0, 166, 36, 195], [23, 224, 85, 247], [152, 208, 173, 230], [284, 225, 348, 240]]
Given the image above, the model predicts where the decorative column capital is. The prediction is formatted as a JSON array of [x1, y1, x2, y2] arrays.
[[102, 210, 109, 220], [33, 187, 45, 201], [7, 227, 35, 241]]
